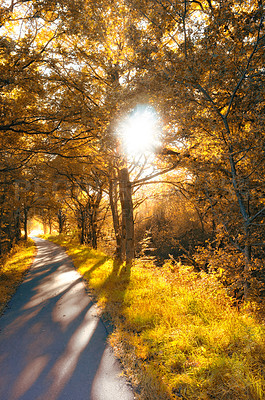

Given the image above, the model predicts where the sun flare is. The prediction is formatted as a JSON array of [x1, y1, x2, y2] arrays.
[[118, 106, 161, 157]]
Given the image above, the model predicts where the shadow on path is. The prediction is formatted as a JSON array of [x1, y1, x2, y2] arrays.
[[0, 238, 134, 400]]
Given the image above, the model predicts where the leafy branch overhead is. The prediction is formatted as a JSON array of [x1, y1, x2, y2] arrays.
[[0, 0, 264, 298]]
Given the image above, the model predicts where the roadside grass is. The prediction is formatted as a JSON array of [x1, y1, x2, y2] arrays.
[[45, 234, 265, 400], [0, 239, 36, 314]]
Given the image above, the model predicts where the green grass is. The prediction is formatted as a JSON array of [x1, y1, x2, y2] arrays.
[[45, 234, 265, 400], [0, 239, 36, 314]]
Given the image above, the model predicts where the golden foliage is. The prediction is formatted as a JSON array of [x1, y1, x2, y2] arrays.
[[0, 240, 36, 314], [48, 233, 265, 400]]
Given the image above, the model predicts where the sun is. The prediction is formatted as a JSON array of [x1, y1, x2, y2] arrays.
[[118, 106, 161, 157]]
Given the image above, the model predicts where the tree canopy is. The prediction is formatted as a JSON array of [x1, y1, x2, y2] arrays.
[[1, 0, 264, 298]]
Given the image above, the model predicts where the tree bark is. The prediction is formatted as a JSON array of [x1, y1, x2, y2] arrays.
[[49, 218, 52, 235], [109, 176, 123, 261], [89, 189, 102, 250], [58, 209, 65, 234], [225, 128, 252, 300], [23, 206, 28, 241], [80, 209, 85, 245], [243, 229, 251, 300], [119, 167, 135, 266], [14, 208, 21, 243], [90, 213, 98, 249]]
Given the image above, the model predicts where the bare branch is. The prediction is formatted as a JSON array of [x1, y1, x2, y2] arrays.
[[249, 207, 265, 224], [225, 16, 265, 118]]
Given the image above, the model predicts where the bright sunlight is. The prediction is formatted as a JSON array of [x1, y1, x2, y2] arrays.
[[117, 105, 161, 157], [28, 218, 44, 237]]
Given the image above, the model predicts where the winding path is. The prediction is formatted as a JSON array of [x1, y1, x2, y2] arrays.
[[0, 237, 134, 400]]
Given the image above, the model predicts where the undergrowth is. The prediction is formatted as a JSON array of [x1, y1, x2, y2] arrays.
[[0, 239, 36, 314], [45, 234, 265, 400]]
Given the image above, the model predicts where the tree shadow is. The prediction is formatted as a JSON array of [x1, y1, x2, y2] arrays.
[[93, 258, 132, 330], [68, 245, 132, 319], [82, 256, 109, 281], [0, 238, 133, 400]]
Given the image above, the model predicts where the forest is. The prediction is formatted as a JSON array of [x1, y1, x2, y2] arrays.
[[1, 0, 265, 302]]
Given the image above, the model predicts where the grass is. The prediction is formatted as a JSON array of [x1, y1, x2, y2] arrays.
[[45, 233, 265, 400], [0, 239, 36, 315]]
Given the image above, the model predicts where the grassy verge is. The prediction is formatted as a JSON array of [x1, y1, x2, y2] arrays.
[[0, 239, 36, 314], [45, 234, 265, 400]]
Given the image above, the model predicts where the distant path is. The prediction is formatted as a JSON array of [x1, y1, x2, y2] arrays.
[[0, 237, 134, 400]]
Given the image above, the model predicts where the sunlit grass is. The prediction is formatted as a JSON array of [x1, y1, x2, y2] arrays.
[[46, 234, 265, 400], [0, 240, 36, 314]]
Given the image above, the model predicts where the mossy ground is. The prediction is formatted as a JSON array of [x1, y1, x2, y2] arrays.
[[45, 234, 265, 400]]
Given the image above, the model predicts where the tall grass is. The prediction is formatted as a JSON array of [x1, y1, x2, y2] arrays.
[[46, 234, 265, 400], [0, 239, 36, 314]]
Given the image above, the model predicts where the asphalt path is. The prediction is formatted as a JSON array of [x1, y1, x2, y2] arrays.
[[0, 237, 134, 400]]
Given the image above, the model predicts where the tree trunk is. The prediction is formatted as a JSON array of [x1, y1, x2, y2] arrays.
[[119, 167, 135, 266], [90, 189, 102, 250], [80, 210, 85, 245], [243, 229, 251, 300], [24, 207, 28, 241], [58, 209, 65, 234], [15, 208, 21, 243], [48, 214, 52, 235], [226, 130, 251, 300], [0, 207, 3, 257], [109, 177, 123, 261], [91, 214, 98, 249], [43, 223, 47, 235]]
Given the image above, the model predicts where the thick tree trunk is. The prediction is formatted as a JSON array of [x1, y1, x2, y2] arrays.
[[109, 177, 123, 261], [119, 167, 135, 266]]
